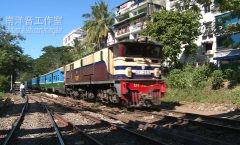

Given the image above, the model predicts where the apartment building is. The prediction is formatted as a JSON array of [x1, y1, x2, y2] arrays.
[[63, 27, 86, 46], [165, 0, 240, 65], [114, 0, 165, 42]]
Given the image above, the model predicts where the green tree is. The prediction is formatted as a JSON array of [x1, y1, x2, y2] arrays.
[[82, 0, 114, 49], [33, 46, 74, 75], [142, 10, 201, 65], [17, 55, 35, 81], [174, 0, 211, 11], [0, 22, 28, 91], [215, 0, 240, 16], [71, 39, 96, 60], [177, 0, 240, 34]]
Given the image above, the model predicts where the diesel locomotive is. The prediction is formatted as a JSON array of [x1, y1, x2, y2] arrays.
[[28, 38, 166, 107]]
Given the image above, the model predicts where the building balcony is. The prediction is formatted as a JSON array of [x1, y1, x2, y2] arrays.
[[130, 22, 144, 33], [115, 25, 130, 38], [115, 0, 147, 16], [114, 12, 147, 28]]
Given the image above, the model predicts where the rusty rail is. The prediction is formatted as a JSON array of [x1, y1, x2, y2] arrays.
[[2, 97, 28, 145]]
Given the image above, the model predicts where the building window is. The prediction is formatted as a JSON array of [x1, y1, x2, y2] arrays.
[[204, 4, 211, 13], [205, 43, 213, 51], [203, 22, 213, 39], [202, 35, 207, 40]]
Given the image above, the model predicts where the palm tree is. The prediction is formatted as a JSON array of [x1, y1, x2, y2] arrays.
[[82, 0, 114, 49]]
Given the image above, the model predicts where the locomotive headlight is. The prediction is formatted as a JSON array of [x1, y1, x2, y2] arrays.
[[125, 67, 132, 78], [154, 68, 161, 78]]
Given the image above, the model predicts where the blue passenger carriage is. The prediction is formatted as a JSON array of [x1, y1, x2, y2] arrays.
[[31, 77, 40, 90]]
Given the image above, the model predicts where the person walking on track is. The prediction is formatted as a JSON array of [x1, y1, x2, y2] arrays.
[[20, 82, 25, 98]]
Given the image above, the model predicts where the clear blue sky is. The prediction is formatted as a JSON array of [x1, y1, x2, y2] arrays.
[[0, 0, 126, 58]]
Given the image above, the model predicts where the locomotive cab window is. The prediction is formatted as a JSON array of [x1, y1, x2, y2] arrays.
[[113, 44, 124, 58], [114, 42, 162, 58]]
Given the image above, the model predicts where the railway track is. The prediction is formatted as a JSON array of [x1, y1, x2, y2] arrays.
[[1, 97, 28, 145], [38, 94, 224, 144], [98, 110, 234, 145], [37, 95, 168, 145], [43, 103, 65, 145], [39, 93, 240, 145], [102, 109, 240, 145], [31, 96, 103, 145], [43, 93, 240, 131], [141, 109, 240, 132]]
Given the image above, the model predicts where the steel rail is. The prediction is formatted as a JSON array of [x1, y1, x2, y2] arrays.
[[39, 95, 168, 145], [31, 96, 102, 145], [137, 109, 240, 133], [43, 104, 65, 145], [39, 94, 238, 145], [2, 97, 29, 145], [160, 109, 240, 129], [77, 110, 168, 145], [53, 113, 104, 145], [100, 110, 232, 145]]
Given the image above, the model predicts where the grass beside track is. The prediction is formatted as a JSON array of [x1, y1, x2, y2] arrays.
[[163, 85, 240, 105]]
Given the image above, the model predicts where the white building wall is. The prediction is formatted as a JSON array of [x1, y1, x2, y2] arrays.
[[63, 27, 86, 46], [114, 0, 164, 42], [165, 0, 223, 63]]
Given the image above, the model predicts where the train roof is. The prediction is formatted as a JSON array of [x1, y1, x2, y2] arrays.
[[64, 38, 163, 67], [79, 38, 163, 59], [112, 38, 163, 46], [41, 67, 64, 76]]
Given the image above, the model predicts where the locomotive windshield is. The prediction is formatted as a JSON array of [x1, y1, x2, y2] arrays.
[[113, 42, 162, 58]]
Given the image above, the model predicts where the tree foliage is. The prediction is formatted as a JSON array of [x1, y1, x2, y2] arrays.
[[177, 0, 240, 35], [215, 0, 240, 16], [174, 0, 211, 11], [0, 22, 30, 91], [82, 0, 114, 49], [33, 46, 74, 75], [142, 10, 201, 64], [71, 39, 96, 60]]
